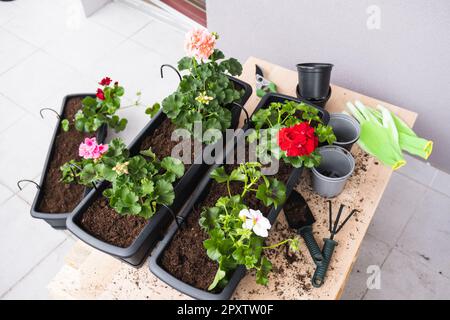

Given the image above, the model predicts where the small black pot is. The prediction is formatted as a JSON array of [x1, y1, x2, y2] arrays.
[[66, 78, 252, 267], [296, 85, 332, 109], [149, 93, 330, 299], [296, 63, 333, 100], [28, 94, 107, 230]]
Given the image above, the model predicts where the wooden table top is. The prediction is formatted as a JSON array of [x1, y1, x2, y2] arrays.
[[48, 57, 417, 300]]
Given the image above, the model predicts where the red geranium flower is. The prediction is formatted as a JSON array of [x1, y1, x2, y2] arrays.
[[277, 122, 318, 157], [98, 77, 112, 86], [96, 88, 105, 100]]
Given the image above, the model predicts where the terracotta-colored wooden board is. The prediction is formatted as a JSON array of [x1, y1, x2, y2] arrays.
[[48, 57, 417, 300]]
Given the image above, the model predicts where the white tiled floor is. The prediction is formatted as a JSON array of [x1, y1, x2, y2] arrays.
[[0, 0, 449, 300]]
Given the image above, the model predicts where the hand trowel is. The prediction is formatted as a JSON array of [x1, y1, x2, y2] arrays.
[[283, 191, 323, 265]]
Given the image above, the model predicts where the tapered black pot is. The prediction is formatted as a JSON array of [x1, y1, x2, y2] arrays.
[[297, 63, 333, 100], [66, 78, 252, 267], [26, 94, 107, 230], [149, 93, 329, 299]]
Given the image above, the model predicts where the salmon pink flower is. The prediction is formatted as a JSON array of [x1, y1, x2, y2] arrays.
[[98, 77, 112, 86], [79, 137, 108, 160], [239, 209, 271, 237], [278, 122, 318, 157], [184, 28, 216, 61], [96, 88, 105, 100]]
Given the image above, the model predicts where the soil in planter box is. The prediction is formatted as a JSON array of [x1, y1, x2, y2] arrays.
[[80, 196, 147, 248], [139, 119, 197, 171], [161, 147, 294, 291], [38, 97, 94, 214]]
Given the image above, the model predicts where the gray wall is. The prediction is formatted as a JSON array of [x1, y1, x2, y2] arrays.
[[207, 0, 450, 172]]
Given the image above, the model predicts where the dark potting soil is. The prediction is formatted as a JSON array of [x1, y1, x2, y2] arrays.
[[139, 118, 197, 170], [160, 150, 294, 291], [80, 196, 147, 248], [37, 97, 94, 213]]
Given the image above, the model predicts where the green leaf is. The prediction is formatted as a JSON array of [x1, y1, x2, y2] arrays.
[[140, 147, 156, 160], [177, 57, 192, 70], [208, 268, 226, 291], [210, 167, 229, 183], [61, 119, 70, 132], [154, 179, 175, 205], [82, 96, 97, 108], [161, 157, 185, 179], [161, 93, 183, 118], [229, 168, 247, 182], [145, 103, 160, 117]]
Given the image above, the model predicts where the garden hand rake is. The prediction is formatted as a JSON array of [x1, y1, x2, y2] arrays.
[[312, 200, 359, 287]]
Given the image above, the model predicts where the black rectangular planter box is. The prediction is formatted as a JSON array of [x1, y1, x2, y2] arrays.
[[149, 92, 330, 300], [66, 77, 252, 267], [29, 94, 107, 230]]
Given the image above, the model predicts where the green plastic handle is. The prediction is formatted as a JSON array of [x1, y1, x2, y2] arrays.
[[311, 238, 337, 288], [298, 225, 323, 266]]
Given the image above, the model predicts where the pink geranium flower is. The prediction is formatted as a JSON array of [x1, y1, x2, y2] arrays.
[[184, 28, 216, 61], [79, 137, 108, 160]]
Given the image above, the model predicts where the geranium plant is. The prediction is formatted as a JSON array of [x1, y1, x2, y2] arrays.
[[149, 29, 244, 143], [199, 162, 299, 290], [249, 100, 336, 168], [60, 137, 184, 219], [61, 77, 128, 133]]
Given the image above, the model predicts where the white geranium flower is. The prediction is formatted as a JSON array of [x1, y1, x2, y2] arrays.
[[239, 208, 271, 237]]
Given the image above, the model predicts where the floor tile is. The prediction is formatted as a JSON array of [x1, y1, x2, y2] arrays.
[[90, 1, 153, 37], [2, 3, 83, 48], [0, 1, 23, 26], [131, 19, 186, 64], [397, 154, 437, 186], [87, 39, 178, 107], [0, 28, 36, 75], [43, 20, 126, 75], [340, 234, 391, 300], [367, 173, 427, 247], [16, 174, 40, 206], [0, 94, 26, 134], [0, 51, 79, 112], [396, 189, 450, 278], [0, 114, 53, 191], [0, 196, 66, 296], [430, 170, 450, 197], [0, 184, 13, 205], [2, 237, 75, 300], [364, 248, 450, 300]]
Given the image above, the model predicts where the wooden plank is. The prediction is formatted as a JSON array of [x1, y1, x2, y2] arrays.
[[48, 57, 417, 300]]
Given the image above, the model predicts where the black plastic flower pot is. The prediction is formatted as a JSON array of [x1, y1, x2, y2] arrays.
[[149, 92, 330, 300], [66, 78, 252, 267], [296, 85, 332, 109], [25, 94, 107, 230], [296, 63, 333, 100]]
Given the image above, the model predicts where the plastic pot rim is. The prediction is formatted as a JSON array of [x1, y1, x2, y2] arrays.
[[296, 63, 334, 72], [311, 146, 355, 182], [329, 113, 361, 147]]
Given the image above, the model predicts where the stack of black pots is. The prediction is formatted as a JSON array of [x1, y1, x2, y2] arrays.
[[296, 63, 333, 109]]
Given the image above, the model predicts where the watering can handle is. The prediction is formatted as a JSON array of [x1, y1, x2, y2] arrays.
[[312, 238, 337, 288], [298, 225, 323, 266]]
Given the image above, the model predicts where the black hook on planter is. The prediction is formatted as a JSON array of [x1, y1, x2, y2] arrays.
[[160, 64, 182, 82], [68, 163, 98, 191], [232, 102, 250, 125], [17, 179, 40, 191], [39, 108, 61, 120], [160, 203, 184, 229]]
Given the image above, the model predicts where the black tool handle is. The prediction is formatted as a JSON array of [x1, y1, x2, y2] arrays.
[[312, 238, 337, 288], [298, 225, 323, 266]]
